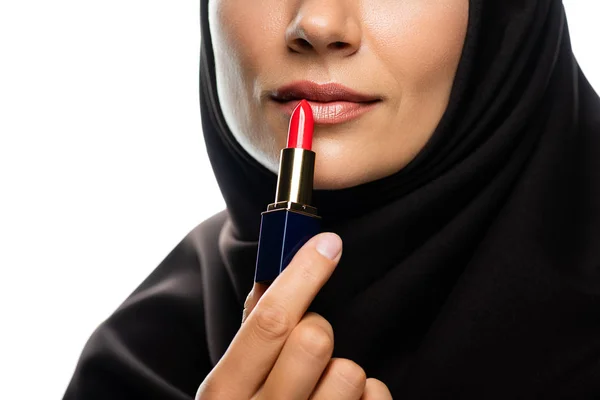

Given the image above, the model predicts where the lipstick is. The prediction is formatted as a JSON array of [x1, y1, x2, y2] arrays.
[[254, 100, 321, 283]]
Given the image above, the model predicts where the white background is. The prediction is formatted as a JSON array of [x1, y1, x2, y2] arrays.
[[0, 1, 598, 399]]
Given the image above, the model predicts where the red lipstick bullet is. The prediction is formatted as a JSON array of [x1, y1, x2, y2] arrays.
[[286, 99, 314, 150], [254, 100, 321, 283]]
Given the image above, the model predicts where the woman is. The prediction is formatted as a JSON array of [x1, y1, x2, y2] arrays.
[[64, 0, 600, 398]]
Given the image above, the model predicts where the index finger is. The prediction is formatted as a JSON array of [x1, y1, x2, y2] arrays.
[[209, 232, 342, 397]]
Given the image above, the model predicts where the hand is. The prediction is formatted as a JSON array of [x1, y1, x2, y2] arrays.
[[196, 233, 392, 399]]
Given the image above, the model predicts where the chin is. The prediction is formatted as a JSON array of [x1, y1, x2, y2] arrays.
[[313, 176, 355, 190], [312, 152, 410, 190], [313, 163, 379, 190]]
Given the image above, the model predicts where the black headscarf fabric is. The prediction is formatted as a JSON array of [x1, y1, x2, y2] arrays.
[[64, 0, 600, 398]]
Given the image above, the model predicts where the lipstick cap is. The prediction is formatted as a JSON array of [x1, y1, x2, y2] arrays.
[[254, 208, 321, 283]]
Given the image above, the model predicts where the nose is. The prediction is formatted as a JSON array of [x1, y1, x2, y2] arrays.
[[285, 0, 361, 58]]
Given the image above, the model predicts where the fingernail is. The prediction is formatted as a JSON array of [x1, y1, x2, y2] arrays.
[[315, 233, 342, 260]]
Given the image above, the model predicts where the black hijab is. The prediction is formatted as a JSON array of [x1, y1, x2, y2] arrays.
[[64, 0, 600, 398]]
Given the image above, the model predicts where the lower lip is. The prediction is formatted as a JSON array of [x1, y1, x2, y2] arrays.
[[274, 100, 379, 125]]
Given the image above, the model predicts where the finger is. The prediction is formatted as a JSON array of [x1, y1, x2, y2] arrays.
[[242, 282, 269, 324], [360, 378, 393, 400], [310, 358, 367, 400], [258, 313, 334, 399], [209, 233, 342, 398]]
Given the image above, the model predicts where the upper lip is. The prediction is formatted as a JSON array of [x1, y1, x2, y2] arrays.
[[270, 81, 381, 103]]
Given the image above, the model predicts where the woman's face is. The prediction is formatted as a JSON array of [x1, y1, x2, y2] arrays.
[[209, 0, 468, 189]]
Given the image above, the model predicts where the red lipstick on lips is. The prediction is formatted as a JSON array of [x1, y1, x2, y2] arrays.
[[254, 100, 321, 283]]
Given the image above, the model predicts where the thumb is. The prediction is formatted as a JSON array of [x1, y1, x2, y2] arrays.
[[241, 282, 269, 324]]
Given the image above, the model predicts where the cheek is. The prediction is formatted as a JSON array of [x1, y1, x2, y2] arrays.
[[209, 0, 288, 168], [209, 1, 254, 92], [364, 0, 468, 92], [210, 0, 287, 90]]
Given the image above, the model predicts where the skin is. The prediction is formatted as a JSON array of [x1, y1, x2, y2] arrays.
[[200, 1, 469, 397], [208, 0, 469, 189], [196, 234, 394, 399]]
